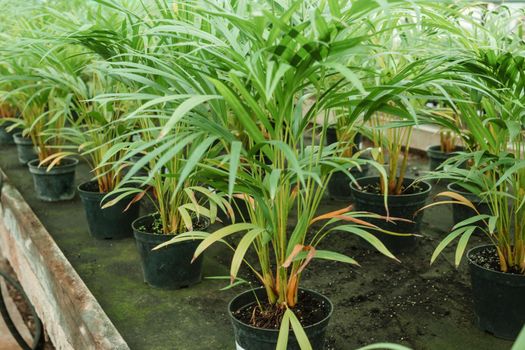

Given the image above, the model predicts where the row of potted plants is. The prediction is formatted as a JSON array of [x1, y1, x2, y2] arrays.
[[1, 0, 524, 348]]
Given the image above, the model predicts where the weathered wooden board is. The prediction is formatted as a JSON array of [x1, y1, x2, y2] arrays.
[[0, 170, 129, 350]]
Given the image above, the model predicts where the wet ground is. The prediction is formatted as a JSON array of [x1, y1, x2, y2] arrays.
[[0, 146, 513, 350]]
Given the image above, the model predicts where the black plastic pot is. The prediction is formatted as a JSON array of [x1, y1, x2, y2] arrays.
[[328, 164, 369, 200], [350, 176, 431, 252], [326, 128, 361, 152], [217, 197, 250, 225], [0, 122, 19, 145], [468, 245, 525, 340], [27, 158, 78, 202], [426, 145, 464, 171], [13, 133, 37, 165], [78, 181, 141, 239], [447, 183, 490, 234], [132, 213, 208, 289], [123, 154, 149, 178], [229, 288, 332, 350]]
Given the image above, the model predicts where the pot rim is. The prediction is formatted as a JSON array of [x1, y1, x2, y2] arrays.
[[228, 287, 334, 333], [350, 176, 431, 199], [12, 132, 33, 145], [28, 157, 78, 169], [426, 144, 464, 154], [467, 244, 525, 278], [77, 180, 104, 194], [132, 212, 210, 237], [446, 182, 485, 200]]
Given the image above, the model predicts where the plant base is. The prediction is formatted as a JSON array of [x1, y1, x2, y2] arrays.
[[229, 288, 333, 350]]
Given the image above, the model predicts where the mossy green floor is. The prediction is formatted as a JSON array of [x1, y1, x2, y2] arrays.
[[0, 146, 513, 350]]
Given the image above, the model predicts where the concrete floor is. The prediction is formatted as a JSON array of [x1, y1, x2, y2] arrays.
[[0, 145, 515, 350]]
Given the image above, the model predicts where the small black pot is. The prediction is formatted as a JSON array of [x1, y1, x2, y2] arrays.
[[217, 197, 250, 225], [13, 133, 38, 165], [447, 183, 490, 234], [426, 145, 464, 171], [326, 128, 361, 150], [122, 154, 149, 178], [132, 213, 208, 289], [350, 176, 431, 252], [78, 181, 141, 239], [229, 288, 333, 350], [27, 158, 78, 202], [328, 164, 369, 200], [0, 122, 20, 145], [468, 245, 525, 340]]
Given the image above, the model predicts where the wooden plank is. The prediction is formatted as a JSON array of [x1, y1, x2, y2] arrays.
[[0, 170, 129, 350]]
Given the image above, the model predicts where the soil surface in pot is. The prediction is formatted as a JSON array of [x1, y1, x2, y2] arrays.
[[470, 245, 523, 275], [234, 289, 327, 330], [135, 215, 208, 235], [359, 182, 425, 195], [79, 181, 101, 193], [0, 147, 513, 350]]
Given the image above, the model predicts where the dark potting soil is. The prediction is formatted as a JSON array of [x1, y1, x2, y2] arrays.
[[469, 245, 524, 275], [137, 215, 208, 235], [233, 289, 328, 330], [360, 182, 424, 196], [82, 181, 101, 193]]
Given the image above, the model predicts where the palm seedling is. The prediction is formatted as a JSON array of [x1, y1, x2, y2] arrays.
[[144, 1, 446, 347]]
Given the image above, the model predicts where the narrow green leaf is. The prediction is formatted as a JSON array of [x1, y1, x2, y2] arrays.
[[193, 223, 259, 259], [455, 227, 476, 267], [333, 225, 398, 262], [230, 228, 265, 283], [158, 95, 220, 139], [288, 310, 312, 350], [228, 141, 242, 196], [357, 343, 412, 350], [276, 309, 291, 350], [430, 226, 471, 265]]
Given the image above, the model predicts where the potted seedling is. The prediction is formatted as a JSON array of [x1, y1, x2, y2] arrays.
[[0, 100, 19, 145], [1, 25, 80, 201], [422, 40, 525, 339], [102, 113, 231, 288], [351, 112, 432, 252], [423, 150, 525, 340], [326, 112, 369, 201], [45, 64, 142, 239], [343, 15, 462, 252], [6, 85, 38, 165], [427, 129, 463, 171], [24, 91, 78, 202], [60, 0, 234, 284], [145, 1, 420, 348]]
